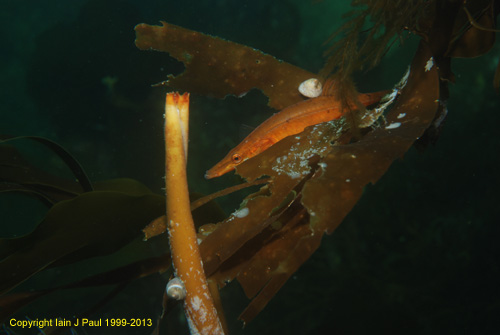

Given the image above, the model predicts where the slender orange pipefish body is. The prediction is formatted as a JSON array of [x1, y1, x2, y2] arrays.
[[205, 80, 388, 179]]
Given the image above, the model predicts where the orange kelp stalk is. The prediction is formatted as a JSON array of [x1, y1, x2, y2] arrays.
[[164, 92, 224, 335]]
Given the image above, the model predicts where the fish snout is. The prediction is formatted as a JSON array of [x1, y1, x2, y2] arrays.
[[204, 170, 216, 179], [205, 161, 235, 179]]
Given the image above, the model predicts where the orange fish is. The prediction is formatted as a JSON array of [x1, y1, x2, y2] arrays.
[[205, 89, 388, 179]]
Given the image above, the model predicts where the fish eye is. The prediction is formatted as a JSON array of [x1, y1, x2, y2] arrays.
[[231, 154, 242, 164]]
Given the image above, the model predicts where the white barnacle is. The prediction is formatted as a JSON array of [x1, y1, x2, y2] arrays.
[[166, 277, 186, 300], [298, 78, 322, 98], [288, 171, 302, 179], [425, 57, 434, 72], [234, 207, 249, 218], [385, 122, 401, 129], [191, 295, 202, 311]]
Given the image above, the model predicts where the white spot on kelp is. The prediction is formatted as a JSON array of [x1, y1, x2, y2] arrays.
[[234, 207, 249, 218], [385, 122, 401, 129], [425, 57, 434, 72]]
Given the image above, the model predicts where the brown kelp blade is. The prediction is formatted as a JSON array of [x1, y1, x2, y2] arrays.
[[243, 42, 440, 323], [1, 136, 93, 193], [0, 254, 170, 322], [447, 0, 498, 58], [196, 41, 441, 323], [0, 189, 165, 295], [302, 41, 440, 235], [0, 142, 87, 206], [134, 21, 317, 110], [198, 111, 353, 322]]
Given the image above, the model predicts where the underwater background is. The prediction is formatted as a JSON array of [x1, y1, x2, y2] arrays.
[[1, 0, 499, 334]]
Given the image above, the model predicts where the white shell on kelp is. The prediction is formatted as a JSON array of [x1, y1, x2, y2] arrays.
[[166, 277, 186, 300], [298, 78, 322, 98]]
